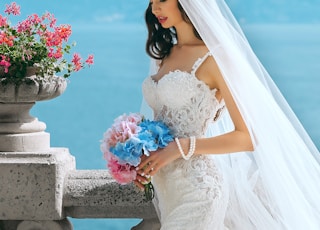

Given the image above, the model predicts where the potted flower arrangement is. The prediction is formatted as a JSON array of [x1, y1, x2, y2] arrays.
[[0, 2, 93, 101], [0, 2, 94, 152]]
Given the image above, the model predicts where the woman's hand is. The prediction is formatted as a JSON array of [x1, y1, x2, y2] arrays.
[[136, 139, 186, 180]]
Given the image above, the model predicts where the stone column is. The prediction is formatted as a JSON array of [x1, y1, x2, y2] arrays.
[[0, 77, 75, 229]]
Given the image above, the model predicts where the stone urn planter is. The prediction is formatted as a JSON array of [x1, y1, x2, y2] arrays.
[[0, 70, 67, 152]]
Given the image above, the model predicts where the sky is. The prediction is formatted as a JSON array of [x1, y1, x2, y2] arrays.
[[1, 0, 320, 29]]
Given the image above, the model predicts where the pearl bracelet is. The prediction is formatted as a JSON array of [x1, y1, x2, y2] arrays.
[[175, 136, 196, 160]]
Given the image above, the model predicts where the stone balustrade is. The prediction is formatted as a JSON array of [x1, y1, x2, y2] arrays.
[[0, 151, 160, 230], [64, 170, 160, 229], [64, 170, 155, 218]]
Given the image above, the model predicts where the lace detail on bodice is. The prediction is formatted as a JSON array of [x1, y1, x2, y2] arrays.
[[142, 53, 224, 138]]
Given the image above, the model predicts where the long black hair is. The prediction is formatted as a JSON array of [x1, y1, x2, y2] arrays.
[[145, 2, 201, 60]]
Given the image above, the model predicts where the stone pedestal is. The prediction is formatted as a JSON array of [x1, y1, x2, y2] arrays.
[[0, 75, 67, 152], [0, 148, 75, 220], [0, 102, 50, 152]]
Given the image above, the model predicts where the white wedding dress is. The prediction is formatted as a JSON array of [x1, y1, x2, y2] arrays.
[[142, 52, 231, 230], [141, 51, 318, 230], [139, 1, 320, 228]]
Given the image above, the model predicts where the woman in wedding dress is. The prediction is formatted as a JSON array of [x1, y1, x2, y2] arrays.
[[134, 0, 320, 229]]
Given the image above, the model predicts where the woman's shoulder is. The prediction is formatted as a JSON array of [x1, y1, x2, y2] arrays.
[[195, 48, 222, 90]]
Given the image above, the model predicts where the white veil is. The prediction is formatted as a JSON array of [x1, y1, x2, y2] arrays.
[[175, 0, 320, 229], [142, 0, 320, 229]]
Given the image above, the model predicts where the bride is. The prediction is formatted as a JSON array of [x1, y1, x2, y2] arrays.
[[134, 0, 320, 229]]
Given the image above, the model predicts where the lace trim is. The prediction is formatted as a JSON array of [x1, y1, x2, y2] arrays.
[[191, 51, 211, 75], [143, 71, 223, 137]]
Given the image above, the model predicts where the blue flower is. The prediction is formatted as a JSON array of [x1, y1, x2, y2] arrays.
[[138, 130, 158, 156], [153, 121, 174, 148], [109, 119, 173, 165], [110, 136, 143, 167], [139, 120, 174, 151]]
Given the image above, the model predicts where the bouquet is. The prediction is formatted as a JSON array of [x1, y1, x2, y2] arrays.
[[100, 113, 173, 201]]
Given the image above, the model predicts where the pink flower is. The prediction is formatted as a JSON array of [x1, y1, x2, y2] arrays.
[[100, 142, 112, 161], [42, 12, 56, 28], [17, 19, 32, 33], [5, 2, 20, 15], [55, 25, 71, 41], [107, 114, 142, 145], [85, 55, 94, 65], [72, 53, 83, 71], [0, 15, 7, 27], [44, 25, 71, 48], [0, 55, 11, 73], [45, 31, 63, 47], [28, 14, 42, 25], [100, 114, 143, 155], [107, 157, 137, 185], [102, 128, 119, 148], [48, 47, 63, 59], [114, 113, 143, 125]]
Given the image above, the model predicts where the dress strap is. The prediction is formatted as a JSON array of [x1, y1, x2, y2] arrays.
[[191, 51, 212, 75]]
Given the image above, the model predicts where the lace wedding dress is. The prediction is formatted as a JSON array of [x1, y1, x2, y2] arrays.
[[140, 1, 320, 228], [142, 52, 230, 230]]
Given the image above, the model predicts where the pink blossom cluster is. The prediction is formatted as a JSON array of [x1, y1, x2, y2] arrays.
[[101, 113, 143, 184], [72, 53, 94, 72], [0, 15, 7, 27], [0, 2, 94, 77], [4, 2, 20, 15], [103, 113, 143, 148], [106, 155, 137, 185], [0, 31, 14, 46]]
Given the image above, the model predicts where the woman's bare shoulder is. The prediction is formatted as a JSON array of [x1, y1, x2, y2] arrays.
[[196, 53, 222, 89]]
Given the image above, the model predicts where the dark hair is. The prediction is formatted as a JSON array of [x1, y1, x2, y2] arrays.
[[145, 2, 201, 60]]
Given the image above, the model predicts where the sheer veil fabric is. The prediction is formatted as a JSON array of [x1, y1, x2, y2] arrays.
[[142, 0, 320, 229]]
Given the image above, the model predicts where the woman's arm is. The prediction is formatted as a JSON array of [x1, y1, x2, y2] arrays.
[[193, 55, 254, 154]]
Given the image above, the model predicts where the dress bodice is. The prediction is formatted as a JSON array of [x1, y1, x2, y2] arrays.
[[142, 52, 225, 138]]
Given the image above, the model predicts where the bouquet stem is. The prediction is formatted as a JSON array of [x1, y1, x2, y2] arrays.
[[144, 181, 154, 201]]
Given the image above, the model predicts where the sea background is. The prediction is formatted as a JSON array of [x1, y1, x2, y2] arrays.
[[2, 0, 320, 229]]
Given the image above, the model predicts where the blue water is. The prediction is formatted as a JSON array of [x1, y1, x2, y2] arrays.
[[31, 24, 320, 229]]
